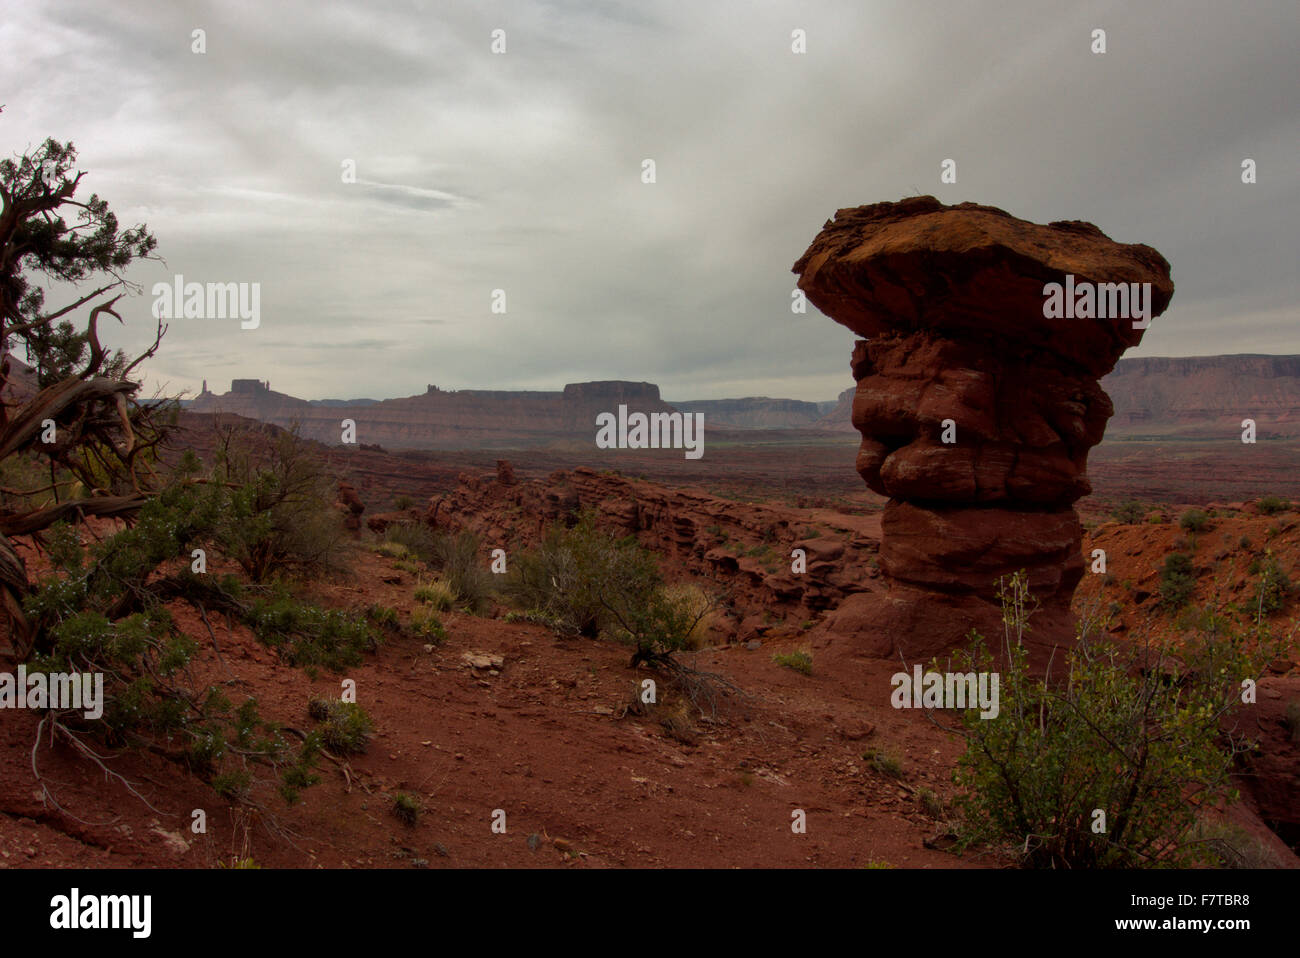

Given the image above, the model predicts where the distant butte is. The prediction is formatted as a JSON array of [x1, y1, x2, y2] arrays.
[[794, 196, 1175, 661]]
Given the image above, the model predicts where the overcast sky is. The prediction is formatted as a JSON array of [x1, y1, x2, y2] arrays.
[[3, 0, 1296, 402]]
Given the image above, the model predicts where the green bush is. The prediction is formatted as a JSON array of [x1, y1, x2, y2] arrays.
[[503, 511, 620, 637], [307, 699, 373, 754], [1158, 552, 1196, 610], [1254, 554, 1292, 615], [207, 426, 346, 583], [504, 510, 716, 665], [365, 604, 400, 629], [431, 531, 494, 614], [1111, 500, 1146, 524], [951, 572, 1265, 868], [392, 791, 421, 825], [409, 608, 447, 644], [21, 473, 365, 807], [1256, 496, 1291, 516], [246, 591, 377, 673], [1179, 508, 1211, 533], [381, 523, 437, 562]]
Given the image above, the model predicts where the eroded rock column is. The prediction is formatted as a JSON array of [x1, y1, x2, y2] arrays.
[[794, 196, 1173, 658]]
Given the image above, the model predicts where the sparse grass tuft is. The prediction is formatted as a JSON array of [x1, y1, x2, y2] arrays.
[[916, 787, 945, 818], [772, 650, 813, 675], [864, 749, 904, 779], [660, 583, 716, 650], [409, 608, 447, 644], [414, 578, 456, 611], [307, 699, 373, 755], [391, 791, 421, 826], [375, 540, 411, 560]]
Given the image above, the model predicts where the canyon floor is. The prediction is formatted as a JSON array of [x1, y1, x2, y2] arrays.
[[1, 428, 1297, 869]]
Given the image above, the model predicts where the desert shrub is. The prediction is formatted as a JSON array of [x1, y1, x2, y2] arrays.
[[365, 604, 400, 630], [1158, 552, 1196, 610], [22, 477, 361, 806], [1179, 508, 1211, 533], [430, 531, 494, 613], [1111, 500, 1146, 524], [503, 609, 560, 628], [658, 696, 698, 744], [660, 583, 715, 650], [503, 511, 620, 637], [307, 699, 373, 754], [409, 608, 447, 643], [950, 572, 1265, 868], [208, 426, 347, 583], [375, 540, 411, 560], [392, 791, 421, 825], [865, 749, 904, 779], [414, 578, 456, 612], [394, 494, 414, 511], [772, 650, 813, 675], [916, 787, 945, 818], [1253, 554, 1292, 615], [381, 523, 437, 562], [504, 510, 718, 666], [1257, 495, 1291, 516], [245, 591, 376, 673]]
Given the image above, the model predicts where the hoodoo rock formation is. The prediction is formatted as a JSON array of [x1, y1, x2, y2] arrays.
[[794, 196, 1174, 660]]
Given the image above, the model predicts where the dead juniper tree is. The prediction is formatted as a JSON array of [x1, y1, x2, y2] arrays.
[[0, 117, 168, 658]]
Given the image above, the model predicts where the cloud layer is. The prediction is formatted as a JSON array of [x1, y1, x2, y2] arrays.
[[4, 0, 1296, 401]]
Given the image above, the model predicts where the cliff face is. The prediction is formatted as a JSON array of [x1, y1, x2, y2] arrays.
[[819, 356, 1300, 438], [815, 387, 856, 431], [1102, 355, 1300, 438], [669, 397, 825, 429], [188, 380, 677, 449]]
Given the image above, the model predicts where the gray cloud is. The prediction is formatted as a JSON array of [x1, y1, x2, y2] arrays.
[[4, 0, 1296, 402]]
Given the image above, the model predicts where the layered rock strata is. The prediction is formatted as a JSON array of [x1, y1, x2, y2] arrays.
[[793, 196, 1174, 657]]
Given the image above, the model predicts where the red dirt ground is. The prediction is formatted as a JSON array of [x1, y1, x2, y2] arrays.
[[2, 432, 1297, 870]]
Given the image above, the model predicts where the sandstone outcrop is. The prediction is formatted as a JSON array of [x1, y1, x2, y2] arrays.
[[335, 482, 365, 534], [793, 196, 1174, 659], [422, 466, 882, 635]]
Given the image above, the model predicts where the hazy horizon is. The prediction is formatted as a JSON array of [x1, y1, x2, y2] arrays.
[[4, 0, 1296, 403], [168, 350, 1298, 406]]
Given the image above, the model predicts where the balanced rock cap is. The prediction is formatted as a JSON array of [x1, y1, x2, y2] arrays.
[[792, 196, 1174, 377]]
